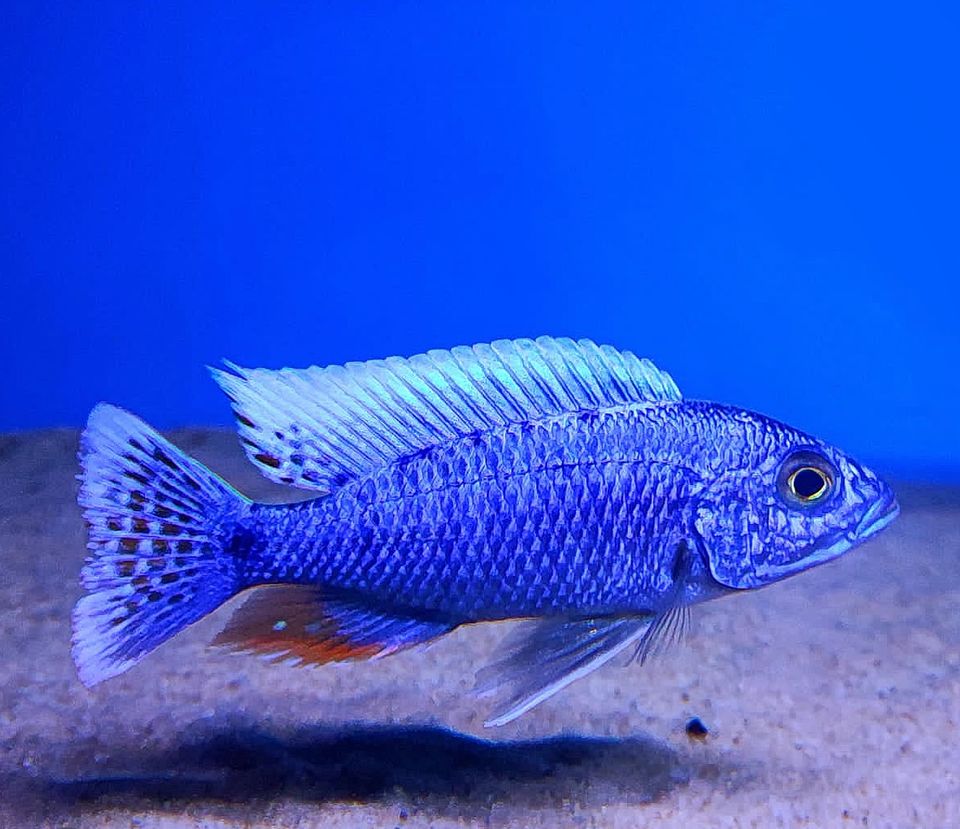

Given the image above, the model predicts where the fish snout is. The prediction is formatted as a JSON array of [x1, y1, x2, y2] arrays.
[[854, 485, 899, 540]]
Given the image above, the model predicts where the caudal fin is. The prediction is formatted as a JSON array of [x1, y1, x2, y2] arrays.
[[73, 404, 250, 686]]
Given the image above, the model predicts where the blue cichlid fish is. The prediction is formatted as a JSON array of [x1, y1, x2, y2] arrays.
[[73, 337, 899, 725]]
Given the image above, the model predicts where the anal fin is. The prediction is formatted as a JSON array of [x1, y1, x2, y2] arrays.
[[213, 585, 454, 666]]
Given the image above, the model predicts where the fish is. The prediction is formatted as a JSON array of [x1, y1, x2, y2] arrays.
[[72, 337, 899, 725]]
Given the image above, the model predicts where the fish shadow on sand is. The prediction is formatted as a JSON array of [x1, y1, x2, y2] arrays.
[[24, 721, 694, 820]]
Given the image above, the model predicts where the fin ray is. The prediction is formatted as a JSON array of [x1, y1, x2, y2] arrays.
[[629, 604, 692, 666]]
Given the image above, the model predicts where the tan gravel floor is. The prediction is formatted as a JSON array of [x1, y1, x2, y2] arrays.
[[1, 428, 958, 828]]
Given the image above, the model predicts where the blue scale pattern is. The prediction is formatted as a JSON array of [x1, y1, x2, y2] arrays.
[[240, 401, 761, 620]]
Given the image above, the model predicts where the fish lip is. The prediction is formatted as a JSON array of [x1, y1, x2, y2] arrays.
[[853, 491, 900, 540]]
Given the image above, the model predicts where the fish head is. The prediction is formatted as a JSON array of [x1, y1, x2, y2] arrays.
[[693, 412, 899, 590]]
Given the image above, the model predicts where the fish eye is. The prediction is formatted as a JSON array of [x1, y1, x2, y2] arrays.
[[777, 450, 836, 508], [788, 466, 830, 502]]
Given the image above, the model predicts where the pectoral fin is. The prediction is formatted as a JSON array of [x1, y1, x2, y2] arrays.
[[628, 603, 691, 665]]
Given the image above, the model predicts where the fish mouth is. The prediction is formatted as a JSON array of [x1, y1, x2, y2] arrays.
[[725, 488, 900, 589], [766, 490, 899, 580], [852, 491, 900, 541]]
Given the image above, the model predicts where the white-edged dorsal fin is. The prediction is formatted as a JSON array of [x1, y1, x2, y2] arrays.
[[210, 336, 681, 491]]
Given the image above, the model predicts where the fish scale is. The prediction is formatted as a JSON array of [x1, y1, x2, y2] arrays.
[[242, 406, 698, 619]]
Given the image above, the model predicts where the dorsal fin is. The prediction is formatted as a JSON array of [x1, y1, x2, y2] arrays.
[[211, 336, 681, 491]]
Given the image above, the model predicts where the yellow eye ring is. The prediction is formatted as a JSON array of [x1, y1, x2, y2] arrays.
[[787, 466, 831, 502]]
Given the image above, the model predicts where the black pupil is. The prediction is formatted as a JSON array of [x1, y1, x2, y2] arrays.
[[793, 467, 825, 499]]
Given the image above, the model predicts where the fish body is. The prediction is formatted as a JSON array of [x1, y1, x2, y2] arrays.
[[246, 403, 712, 619], [72, 338, 898, 724]]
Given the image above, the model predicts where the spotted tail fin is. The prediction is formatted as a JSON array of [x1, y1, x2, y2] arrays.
[[73, 404, 250, 686]]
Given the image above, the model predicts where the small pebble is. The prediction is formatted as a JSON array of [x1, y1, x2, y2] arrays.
[[685, 716, 709, 740]]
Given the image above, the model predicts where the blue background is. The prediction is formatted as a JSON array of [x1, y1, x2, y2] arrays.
[[2, 3, 958, 481]]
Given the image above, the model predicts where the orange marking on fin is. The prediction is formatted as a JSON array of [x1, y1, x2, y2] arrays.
[[212, 585, 384, 666], [254, 453, 281, 469], [252, 634, 382, 666], [116, 560, 136, 577]]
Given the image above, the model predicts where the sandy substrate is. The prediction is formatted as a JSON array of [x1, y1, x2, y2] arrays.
[[0, 428, 958, 828]]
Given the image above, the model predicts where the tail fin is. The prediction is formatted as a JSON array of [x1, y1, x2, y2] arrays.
[[73, 404, 250, 686]]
